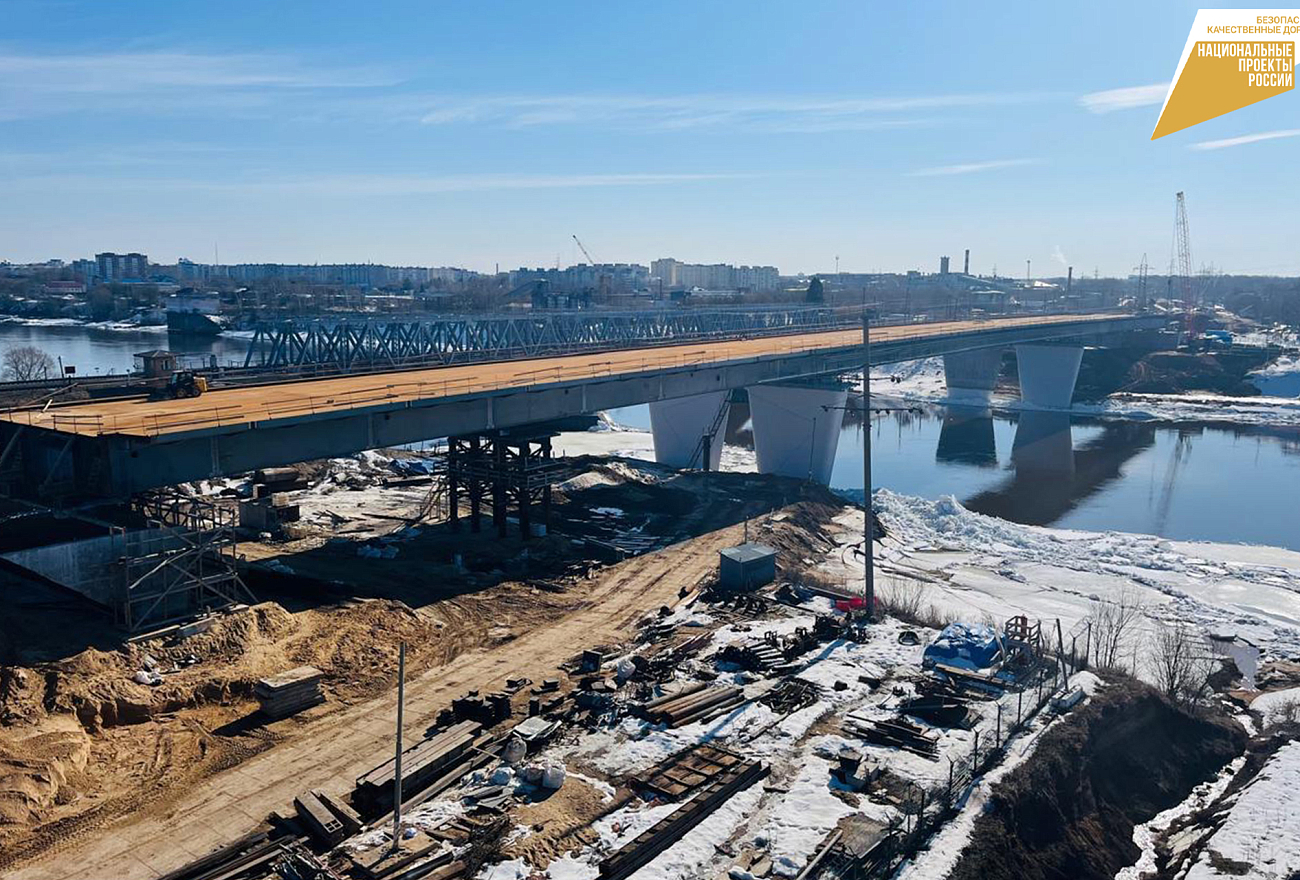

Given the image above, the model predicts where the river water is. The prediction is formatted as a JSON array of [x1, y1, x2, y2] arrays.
[[5, 321, 1297, 550]]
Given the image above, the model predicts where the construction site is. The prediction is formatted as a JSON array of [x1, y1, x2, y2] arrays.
[[0, 302, 1295, 880]]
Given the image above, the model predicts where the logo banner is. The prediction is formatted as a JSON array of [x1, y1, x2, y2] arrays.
[[1153, 9, 1297, 138]]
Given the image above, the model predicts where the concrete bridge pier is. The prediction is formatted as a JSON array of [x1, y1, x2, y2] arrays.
[[747, 384, 847, 484], [648, 391, 730, 470], [1012, 410, 1075, 475], [1015, 344, 1084, 408], [942, 349, 1003, 402], [936, 406, 997, 467]]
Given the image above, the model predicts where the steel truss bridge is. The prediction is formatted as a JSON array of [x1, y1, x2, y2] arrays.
[[243, 307, 857, 370]]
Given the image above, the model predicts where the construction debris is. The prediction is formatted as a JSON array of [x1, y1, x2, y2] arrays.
[[843, 715, 941, 760], [758, 678, 821, 714]]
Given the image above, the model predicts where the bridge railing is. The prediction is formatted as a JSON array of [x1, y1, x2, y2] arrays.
[[3, 311, 1150, 439]]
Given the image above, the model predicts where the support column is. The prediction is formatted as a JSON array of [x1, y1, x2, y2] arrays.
[[748, 384, 847, 484], [942, 349, 1003, 403], [1012, 411, 1075, 476], [935, 406, 996, 467], [1015, 344, 1083, 409], [648, 391, 729, 470]]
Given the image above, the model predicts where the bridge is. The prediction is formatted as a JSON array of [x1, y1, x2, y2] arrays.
[[0, 312, 1166, 499]]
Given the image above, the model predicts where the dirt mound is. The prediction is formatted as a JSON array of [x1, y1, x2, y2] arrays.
[[0, 726, 91, 831], [949, 680, 1246, 880], [1122, 350, 1270, 396]]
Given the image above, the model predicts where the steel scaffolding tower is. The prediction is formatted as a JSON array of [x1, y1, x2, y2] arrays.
[[121, 492, 254, 632]]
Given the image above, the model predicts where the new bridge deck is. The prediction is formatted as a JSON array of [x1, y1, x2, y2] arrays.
[[2, 313, 1133, 440]]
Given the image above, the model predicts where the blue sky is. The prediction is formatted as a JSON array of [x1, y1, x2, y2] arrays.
[[1, 0, 1297, 276]]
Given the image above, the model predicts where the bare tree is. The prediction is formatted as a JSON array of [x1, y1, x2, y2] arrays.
[[1150, 623, 1216, 707], [2, 345, 55, 382], [1085, 587, 1145, 671]]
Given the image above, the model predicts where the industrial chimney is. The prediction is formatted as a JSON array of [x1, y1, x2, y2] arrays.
[[963, 249, 970, 275]]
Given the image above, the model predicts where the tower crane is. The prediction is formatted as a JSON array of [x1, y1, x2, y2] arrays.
[[571, 234, 597, 265]]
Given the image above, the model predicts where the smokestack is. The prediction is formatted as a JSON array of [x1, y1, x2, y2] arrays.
[[1067, 266, 1073, 294], [963, 249, 970, 275]]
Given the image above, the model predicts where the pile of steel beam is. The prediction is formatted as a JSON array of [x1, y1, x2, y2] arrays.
[[355, 720, 481, 811], [155, 832, 303, 880], [637, 744, 748, 799], [637, 683, 745, 727], [599, 756, 769, 880], [255, 666, 324, 719]]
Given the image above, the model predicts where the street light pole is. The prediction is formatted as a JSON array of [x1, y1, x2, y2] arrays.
[[391, 641, 406, 853], [862, 313, 875, 617]]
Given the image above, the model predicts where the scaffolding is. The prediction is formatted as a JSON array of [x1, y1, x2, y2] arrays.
[[445, 431, 575, 539], [120, 492, 255, 632]]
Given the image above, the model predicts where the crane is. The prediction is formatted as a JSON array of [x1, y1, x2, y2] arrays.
[[1133, 254, 1150, 310], [1173, 192, 1194, 311], [571, 234, 597, 266]]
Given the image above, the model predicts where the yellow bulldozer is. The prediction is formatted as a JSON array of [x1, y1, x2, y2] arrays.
[[149, 369, 209, 400]]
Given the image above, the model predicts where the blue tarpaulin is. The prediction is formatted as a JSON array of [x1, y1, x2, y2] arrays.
[[922, 622, 1001, 671]]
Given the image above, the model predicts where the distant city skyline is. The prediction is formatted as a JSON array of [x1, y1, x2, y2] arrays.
[[3, 1, 1298, 277]]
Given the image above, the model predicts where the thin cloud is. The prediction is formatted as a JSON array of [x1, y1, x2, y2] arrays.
[[1190, 129, 1300, 150], [4, 171, 749, 196], [908, 158, 1043, 177], [1078, 83, 1168, 114], [416, 91, 1054, 132], [0, 50, 391, 119]]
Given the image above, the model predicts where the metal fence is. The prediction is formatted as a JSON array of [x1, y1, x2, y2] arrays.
[[814, 644, 1088, 880]]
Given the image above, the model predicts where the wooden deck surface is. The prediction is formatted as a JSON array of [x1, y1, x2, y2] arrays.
[[0, 313, 1123, 438]]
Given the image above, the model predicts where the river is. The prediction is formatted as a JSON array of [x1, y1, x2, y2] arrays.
[[4, 320, 1297, 550]]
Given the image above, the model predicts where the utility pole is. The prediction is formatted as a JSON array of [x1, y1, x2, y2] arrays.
[[390, 642, 407, 853], [861, 313, 875, 617]]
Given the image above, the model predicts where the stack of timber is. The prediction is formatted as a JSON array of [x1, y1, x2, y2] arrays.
[[844, 715, 940, 760], [355, 720, 481, 811], [637, 683, 745, 727], [255, 666, 324, 719], [599, 756, 769, 880]]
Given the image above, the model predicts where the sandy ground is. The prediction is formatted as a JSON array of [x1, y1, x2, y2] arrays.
[[3, 500, 830, 880]]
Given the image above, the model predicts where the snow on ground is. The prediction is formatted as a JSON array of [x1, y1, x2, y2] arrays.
[[553, 424, 757, 473], [894, 670, 1103, 880], [1116, 755, 1248, 880], [1184, 742, 1300, 880], [1250, 352, 1300, 398], [867, 354, 1300, 426], [0, 315, 167, 333], [1248, 687, 1300, 726], [821, 492, 1300, 664]]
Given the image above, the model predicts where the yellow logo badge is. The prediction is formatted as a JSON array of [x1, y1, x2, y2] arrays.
[[1153, 10, 1298, 139]]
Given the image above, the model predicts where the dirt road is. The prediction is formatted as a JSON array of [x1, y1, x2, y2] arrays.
[[8, 519, 751, 880]]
